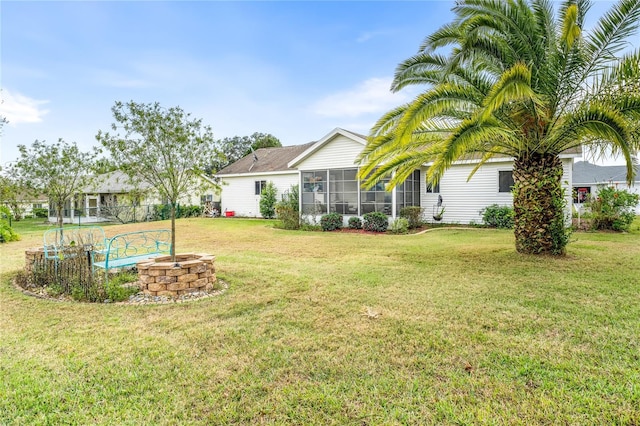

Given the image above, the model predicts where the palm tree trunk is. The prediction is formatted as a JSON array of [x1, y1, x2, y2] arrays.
[[512, 153, 569, 255]]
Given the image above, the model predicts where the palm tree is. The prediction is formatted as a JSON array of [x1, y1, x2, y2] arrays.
[[358, 0, 640, 255]]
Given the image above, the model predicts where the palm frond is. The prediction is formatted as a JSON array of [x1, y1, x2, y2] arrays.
[[561, 4, 582, 51], [548, 107, 634, 178], [585, 0, 640, 66], [369, 104, 411, 139], [418, 21, 464, 53], [477, 62, 541, 122], [393, 83, 482, 146], [391, 53, 448, 92], [429, 117, 518, 182]]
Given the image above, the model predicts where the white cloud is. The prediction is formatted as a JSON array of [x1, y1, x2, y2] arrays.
[[0, 89, 49, 124], [93, 69, 151, 89], [311, 77, 412, 118], [356, 30, 392, 43]]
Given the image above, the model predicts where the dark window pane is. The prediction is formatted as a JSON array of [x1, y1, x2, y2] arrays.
[[426, 182, 440, 193], [499, 171, 514, 192]]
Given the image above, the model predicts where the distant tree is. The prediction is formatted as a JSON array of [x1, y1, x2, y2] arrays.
[[259, 181, 278, 219], [11, 139, 96, 228], [94, 158, 119, 174], [96, 101, 220, 261], [0, 174, 25, 220], [211, 132, 282, 172]]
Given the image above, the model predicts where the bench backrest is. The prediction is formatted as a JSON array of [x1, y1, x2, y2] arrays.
[[43, 226, 107, 259], [105, 229, 171, 261]]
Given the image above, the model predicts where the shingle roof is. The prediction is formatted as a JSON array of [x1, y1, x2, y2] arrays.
[[573, 161, 640, 184], [85, 170, 153, 193], [216, 142, 316, 175]]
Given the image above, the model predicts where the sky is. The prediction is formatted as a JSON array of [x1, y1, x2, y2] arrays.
[[0, 0, 633, 167]]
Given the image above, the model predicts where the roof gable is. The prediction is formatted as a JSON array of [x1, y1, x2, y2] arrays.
[[288, 128, 367, 168]]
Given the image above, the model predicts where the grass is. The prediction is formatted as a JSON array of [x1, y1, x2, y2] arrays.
[[1, 217, 640, 424]]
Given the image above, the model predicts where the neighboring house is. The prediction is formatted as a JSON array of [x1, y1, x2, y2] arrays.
[[217, 128, 582, 224], [1, 193, 49, 219], [573, 161, 640, 214], [49, 170, 220, 224]]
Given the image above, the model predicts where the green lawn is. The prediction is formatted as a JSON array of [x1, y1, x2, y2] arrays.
[[1, 218, 639, 425]]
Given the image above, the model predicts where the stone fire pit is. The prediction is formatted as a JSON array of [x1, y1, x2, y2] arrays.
[[136, 253, 216, 297]]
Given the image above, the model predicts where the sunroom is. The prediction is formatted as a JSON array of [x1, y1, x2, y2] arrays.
[[300, 168, 421, 218]]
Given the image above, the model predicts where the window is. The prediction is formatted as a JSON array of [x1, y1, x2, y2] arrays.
[[499, 170, 514, 193], [396, 170, 421, 213], [574, 187, 591, 203], [301, 171, 327, 214], [329, 169, 358, 214], [32, 203, 43, 209], [426, 182, 440, 193], [360, 176, 392, 216], [255, 180, 266, 195], [425, 173, 440, 194]]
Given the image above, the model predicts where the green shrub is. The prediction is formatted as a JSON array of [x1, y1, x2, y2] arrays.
[[363, 212, 388, 232], [389, 217, 409, 234], [105, 272, 139, 302], [152, 204, 171, 221], [588, 187, 639, 232], [275, 184, 300, 230], [180, 205, 203, 218], [399, 206, 423, 229], [300, 223, 322, 232], [481, 204, 514, 229], [33, 207, 49, 218], [320, 212, 343, 231], [151, 204, 202, 220], [348, 216, 362, 229], [0, 220, 20, 243], [0, 206, 11, 220], [259, 182, 278, 219]]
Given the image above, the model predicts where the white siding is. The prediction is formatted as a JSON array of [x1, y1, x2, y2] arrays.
[[421, 159, 574, 224], [296, 135, 364, 170], [220, 173, 299, 217]]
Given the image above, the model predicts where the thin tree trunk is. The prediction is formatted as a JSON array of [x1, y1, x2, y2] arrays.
[[170, 203, 176, 263], [512, 153, 569, 255], [57, 204, 64, 229]]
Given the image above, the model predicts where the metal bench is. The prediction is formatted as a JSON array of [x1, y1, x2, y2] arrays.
[[92, 229, 171, 273], [43, 226, 108, 266]]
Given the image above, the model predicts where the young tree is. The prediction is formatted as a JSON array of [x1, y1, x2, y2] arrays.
[[359, 0, 640, 255], [0, 178, 25, 220], [96, 101, 220, 261], [259, 181, 278, 219], [11, 139, 96, 229]]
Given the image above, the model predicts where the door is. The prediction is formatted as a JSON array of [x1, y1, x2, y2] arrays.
[[88, 196, 99, 217]]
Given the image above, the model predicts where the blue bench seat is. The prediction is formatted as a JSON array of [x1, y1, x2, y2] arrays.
[[93, 229, 171, 273]]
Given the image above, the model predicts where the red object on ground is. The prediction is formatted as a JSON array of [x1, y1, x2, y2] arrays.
[[225, 211, 235, 217]]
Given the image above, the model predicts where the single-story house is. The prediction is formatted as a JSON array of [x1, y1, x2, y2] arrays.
[[1, 192, 49, 219], [50, 170, 220, 224], [573, 161, 640, 213], [216, 128, 581, 224]]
